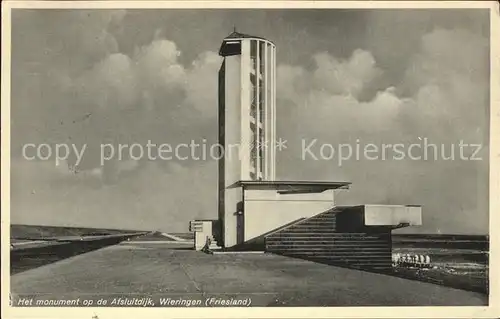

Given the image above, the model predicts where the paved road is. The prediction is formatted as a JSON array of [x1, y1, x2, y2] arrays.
[[11, 241, 487, 306]]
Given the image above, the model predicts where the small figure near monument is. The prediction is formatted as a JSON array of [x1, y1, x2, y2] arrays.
[[201, 236, 214, 254]]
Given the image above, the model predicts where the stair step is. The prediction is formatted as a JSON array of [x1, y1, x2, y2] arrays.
[[267, 240, 389, 244], [281, 255, 390, 260], [266, 246, 392, 252], [306, 261, 392, 266], [288, 226, 336, 230], [268, 230, 345, 234], [292, 223, 336, 226], [268, 248, 390, 252], [308, 215, 336, 218], [291, 224, 336, 228], [282, 256, 390, 261], [269, 232, 385, 235], [294, 221, 336, 224], [267, 242, 389, 246], [277, 247, 389, 251], [272, 255, 390, 260], [266, 240, 390, 244], [267, 241, 389, 245], [267, 233, 386, 236], [275, 249, 390, 254], [267, 234, 388, 238], [266, 238, 389, 242], [267, 247, 390, 251], [267, 232, 389, 236], [305, 260, 391, 265]]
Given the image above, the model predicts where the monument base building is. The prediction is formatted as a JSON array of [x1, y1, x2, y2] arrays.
[[189, 31, 422, 270]]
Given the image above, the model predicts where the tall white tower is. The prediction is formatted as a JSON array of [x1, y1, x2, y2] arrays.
[[218, 31, 276, 182], [198, 31, 418, 252], [218, 31, 277, 246]]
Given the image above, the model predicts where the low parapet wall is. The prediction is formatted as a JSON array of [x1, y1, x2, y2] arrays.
[[11, 234, 142, 275]]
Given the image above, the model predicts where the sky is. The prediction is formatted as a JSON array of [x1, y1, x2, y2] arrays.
[[10, 9, 490, 234]]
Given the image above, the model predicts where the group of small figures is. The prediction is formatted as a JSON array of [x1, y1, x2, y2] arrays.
[[392, 253, 432, 268]]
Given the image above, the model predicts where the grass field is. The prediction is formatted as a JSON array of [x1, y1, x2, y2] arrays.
[[10, 224, 143, 240]]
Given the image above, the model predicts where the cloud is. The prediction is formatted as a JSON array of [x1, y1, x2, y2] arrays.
[[185, 51, 222, 115], [20, 35, 222, 177], [312, 49, 381, 98], [74, 53, 137, 111], [276, 27, 489, 234], [10, 10, 489, 234], [134, 39, 186, 90], [11, 10, 224, 231]]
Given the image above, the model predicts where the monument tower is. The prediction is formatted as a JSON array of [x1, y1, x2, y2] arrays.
[[218, 31, 277, 183], [190, 31, 421, 259]]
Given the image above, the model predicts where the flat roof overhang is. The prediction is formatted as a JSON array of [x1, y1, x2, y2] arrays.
[[232, 180, 351, 194], [331, 205, 423, 228]]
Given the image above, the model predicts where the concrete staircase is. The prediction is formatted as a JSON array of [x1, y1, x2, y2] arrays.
[[264, 208, 392, 270]]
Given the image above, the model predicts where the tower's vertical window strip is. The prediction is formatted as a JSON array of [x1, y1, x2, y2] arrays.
[[255, 40, 261, 179], [271, 45, 276, 180], [249, 40, 258, 178], [250, 41, 257, 120], [263, 42, 269, 179], [258, 41, 266, 180]]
